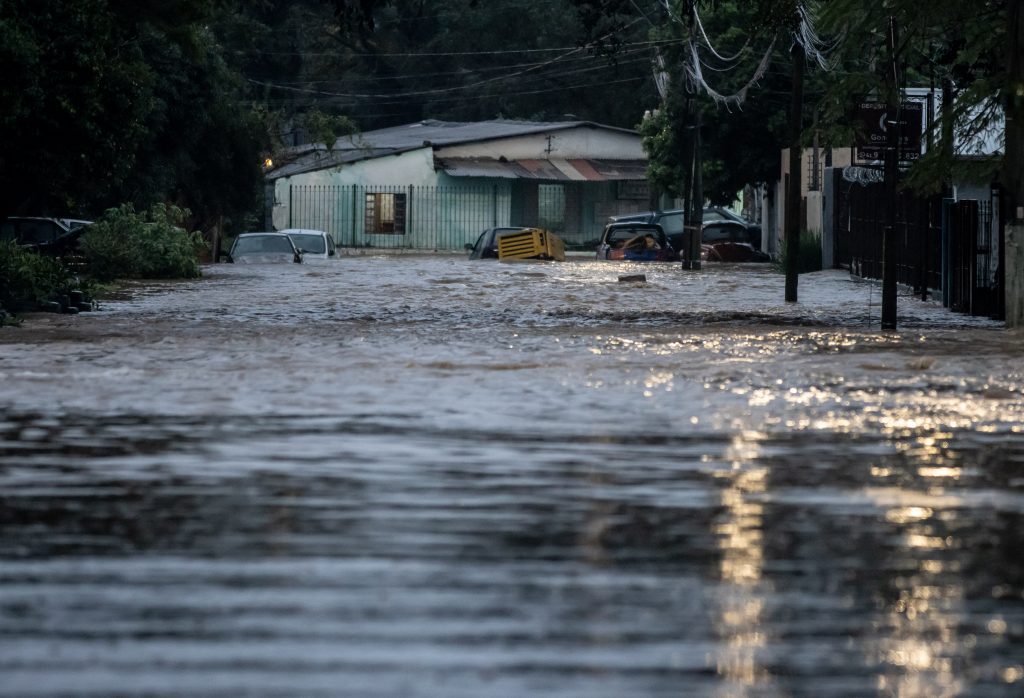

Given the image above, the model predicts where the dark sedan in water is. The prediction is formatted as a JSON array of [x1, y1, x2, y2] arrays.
[[465, 226, 531, 259]]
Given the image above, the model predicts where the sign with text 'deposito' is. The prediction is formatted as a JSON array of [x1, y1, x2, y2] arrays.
[[854, 101, 923, 164]]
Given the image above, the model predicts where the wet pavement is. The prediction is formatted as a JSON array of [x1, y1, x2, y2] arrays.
[[0, 256, 1022, 697]]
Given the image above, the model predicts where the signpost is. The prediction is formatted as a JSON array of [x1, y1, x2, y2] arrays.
[[854, 101, 923, 164]]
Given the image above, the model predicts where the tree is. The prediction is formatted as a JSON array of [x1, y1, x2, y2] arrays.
[[0, 0, 270, 232]]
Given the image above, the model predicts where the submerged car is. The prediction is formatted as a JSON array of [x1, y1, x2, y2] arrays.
[[282, 228, 336, 259], [610, 207, 762, 251], [596, 222, 679, 262], [466, 226, 530, 259], [1, 216, 91, 255], [701, 222, 771, 263], [226, 232, 302, 264]]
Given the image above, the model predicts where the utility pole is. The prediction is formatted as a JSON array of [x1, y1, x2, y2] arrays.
[[881, 16, 900, 330], [784, 34, 804, 303], [681, 0, 703, 271], [689, 106, 704, 269]]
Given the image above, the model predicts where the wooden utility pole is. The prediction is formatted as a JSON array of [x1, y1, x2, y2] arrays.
[[680, 0, 703, 271], [881, 16, 900, 330], [784, 37, 804, 302]]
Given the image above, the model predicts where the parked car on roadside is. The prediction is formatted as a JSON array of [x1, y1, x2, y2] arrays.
[[226, 232, 302, 264], [596, 222, 680, 262], [465, 226, 530, 260], [1, 216, 92, 256], [281, 228, 336, 259]]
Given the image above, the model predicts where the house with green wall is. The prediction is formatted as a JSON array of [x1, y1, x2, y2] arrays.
[[265, 119, 651, 250]]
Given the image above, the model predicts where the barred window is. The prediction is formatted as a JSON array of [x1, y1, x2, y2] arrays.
[[365, 192, 406, 234]]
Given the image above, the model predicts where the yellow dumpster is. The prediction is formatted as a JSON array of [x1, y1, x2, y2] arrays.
[[496, 228, 565, 262]]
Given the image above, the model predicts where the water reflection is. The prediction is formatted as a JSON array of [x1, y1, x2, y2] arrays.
[[712, 431, 772, 695]]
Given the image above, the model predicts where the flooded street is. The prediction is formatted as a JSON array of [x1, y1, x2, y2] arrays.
[[1, 256, 1023, 697]]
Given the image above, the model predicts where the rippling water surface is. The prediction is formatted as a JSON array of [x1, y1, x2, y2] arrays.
[[1, 256, 1023, 697]]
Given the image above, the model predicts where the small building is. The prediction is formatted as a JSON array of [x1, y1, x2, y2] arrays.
[[265, 119, 652, 250]]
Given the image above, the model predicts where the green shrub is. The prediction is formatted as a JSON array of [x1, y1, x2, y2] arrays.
[[776, 230, 822, 275], [80, 203, 207, 281], [0, 240, 75, 311]]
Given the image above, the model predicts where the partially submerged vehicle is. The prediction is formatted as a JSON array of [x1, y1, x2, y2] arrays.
[[466, 226, 530, 260], [281, 228, 336, 259], [596, 222, 679, 262], [1, 216, 92, 256], [700, 222, 771, 263], [226, 232, 302, 264]]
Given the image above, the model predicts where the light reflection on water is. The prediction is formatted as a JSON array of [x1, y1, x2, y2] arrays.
[[0, 257, 1022, 697]]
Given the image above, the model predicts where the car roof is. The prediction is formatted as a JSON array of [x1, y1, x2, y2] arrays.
[[239, 231, 290, 236], [280, 228, 328, 235], [604, 221, 665, 231]]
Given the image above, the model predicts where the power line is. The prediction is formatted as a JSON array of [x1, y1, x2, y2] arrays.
[[246, 56, 655, 96], [246, 17, 649, 100], [245, 43, 663, 86], [230, 36, 677, 59], [241, 74, 649, 110]]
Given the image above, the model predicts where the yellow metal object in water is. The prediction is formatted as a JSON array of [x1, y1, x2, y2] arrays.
[[497, 228, 565, 261]]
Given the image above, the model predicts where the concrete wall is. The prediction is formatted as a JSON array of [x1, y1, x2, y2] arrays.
[[1007, 224, 1024, 328]]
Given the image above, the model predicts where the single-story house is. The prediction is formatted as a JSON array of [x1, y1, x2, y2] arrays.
[[265, 119, 652, 250]]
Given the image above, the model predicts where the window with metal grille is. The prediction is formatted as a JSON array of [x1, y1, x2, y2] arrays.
[[364, 192, 406, 234]]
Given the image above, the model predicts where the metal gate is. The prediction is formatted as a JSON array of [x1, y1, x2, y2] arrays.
[[832, 170, 1002, 318]]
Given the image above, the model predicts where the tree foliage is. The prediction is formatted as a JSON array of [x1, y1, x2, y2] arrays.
[[0, 0, 268, 231]]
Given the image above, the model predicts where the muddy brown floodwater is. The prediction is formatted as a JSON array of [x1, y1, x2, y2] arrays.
[[1, 256, 1023, 697]]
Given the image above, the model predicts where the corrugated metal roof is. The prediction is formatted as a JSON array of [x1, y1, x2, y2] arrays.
[[439, 158, 647, 181], [267, 119, 641, 180]]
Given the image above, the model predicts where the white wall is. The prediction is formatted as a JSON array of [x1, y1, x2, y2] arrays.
[[272, 148, 437, 230]]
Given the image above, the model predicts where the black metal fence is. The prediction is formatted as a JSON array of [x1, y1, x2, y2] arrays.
[[832, 172, 1003, 319]]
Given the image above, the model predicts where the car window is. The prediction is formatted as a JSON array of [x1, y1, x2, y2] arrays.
[[703, 211, 727, 223], [16, 220, 59, 244], [607, 227, 661, 246], [655, 213, 685, 234], [288, 234, 326, 254], [235, 235, 293, 254]]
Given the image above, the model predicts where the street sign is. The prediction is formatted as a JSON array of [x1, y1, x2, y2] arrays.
[[854, 101, 923, 163]]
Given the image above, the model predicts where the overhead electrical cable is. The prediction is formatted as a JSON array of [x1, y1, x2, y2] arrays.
[[247, 44, 661, 87], [247, 17, 647, 100], [233, 36, 675, 59]]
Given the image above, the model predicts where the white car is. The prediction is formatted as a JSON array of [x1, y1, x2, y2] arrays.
[[282, 228, 336, 259]]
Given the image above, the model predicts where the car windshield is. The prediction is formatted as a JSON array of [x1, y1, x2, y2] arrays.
[[704, 208, 746, 224], [288, 234, 326, 254], [235, 235, 293, 254]]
